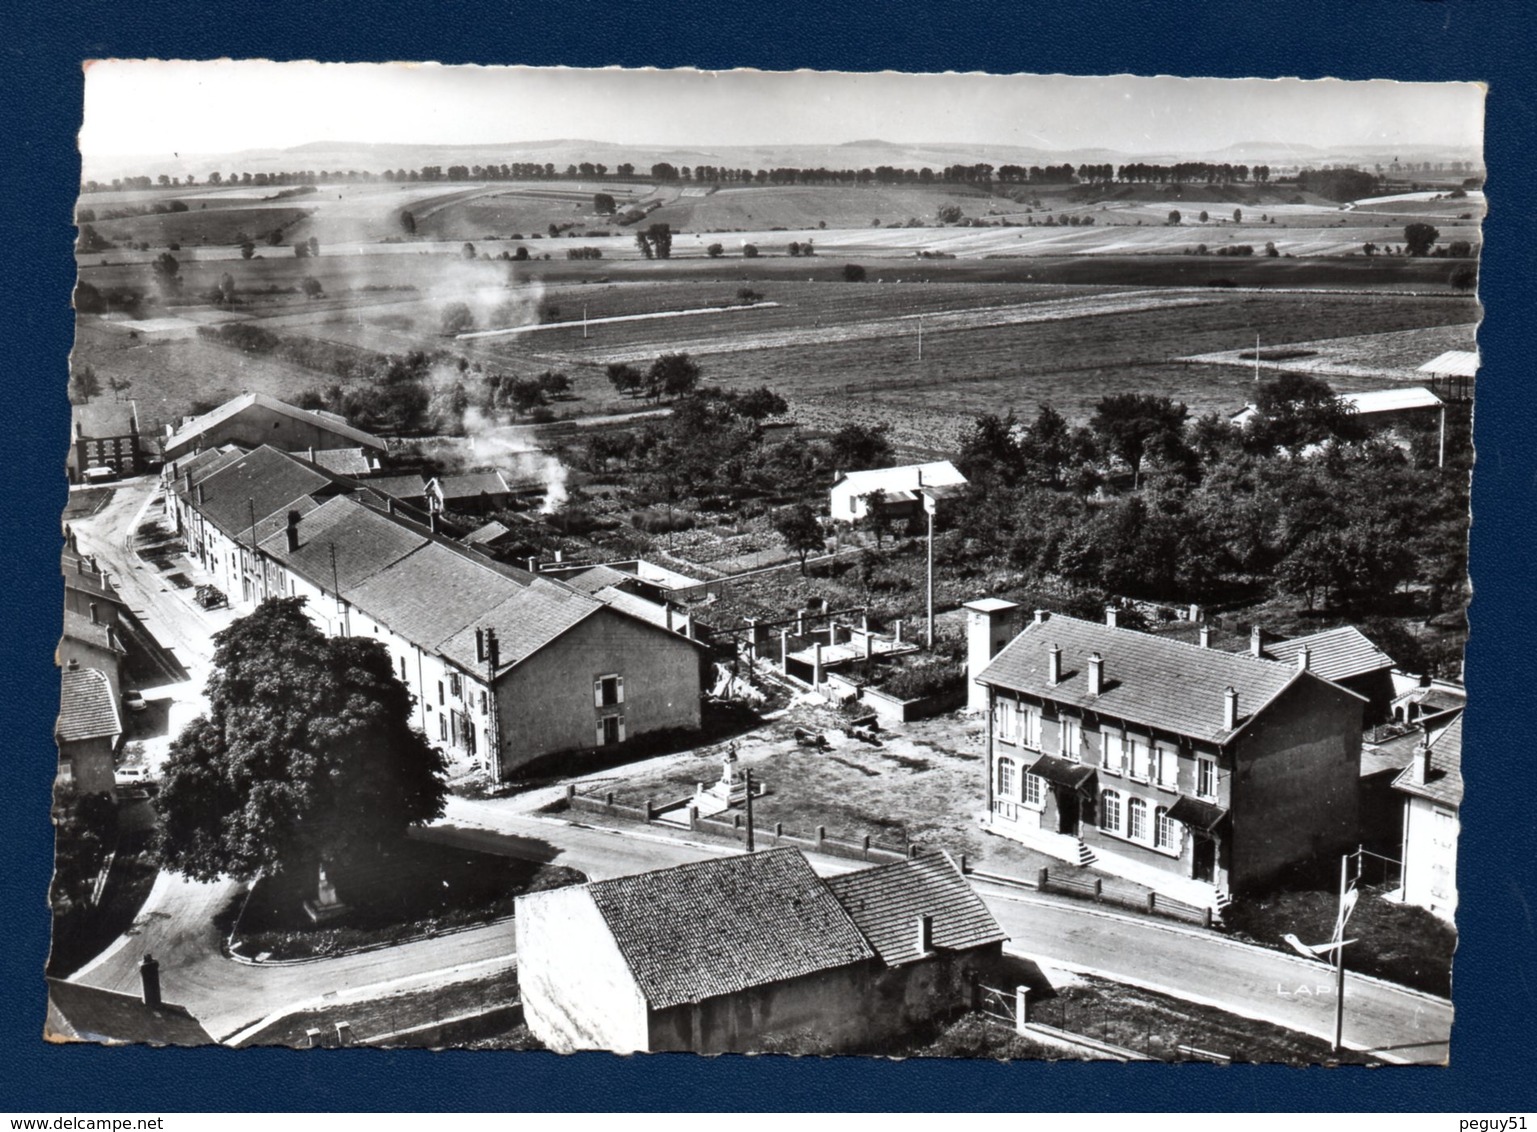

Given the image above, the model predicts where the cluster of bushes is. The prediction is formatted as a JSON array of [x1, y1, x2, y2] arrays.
[[566, 246, 603, 260], [630, 508, 697, 534], [76, 199, 190, 224]]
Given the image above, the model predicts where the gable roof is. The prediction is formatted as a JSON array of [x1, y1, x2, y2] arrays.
[[367, 473, 429, 500], [564, 564, 635, 595], [462, 520, 514, 547], [438, 578, 605, 674], [165, 392, 385, 454], [172, 445, 246, 487], [832, 460, 968, 497], [432, 471, 511, 501], [1392, 713, 1464, 808], [293, 447, 377, 477], [257, 495, 427, 595], [825, 853, 1005, 965], [72, 400, 138, 438], [976, 613, 1312, 744], [46, 979, 213, 1047], [183, 446, 338, 539], [61, 610, 125, 655], [57, 667, 122, 744], [586, 849, 874, 1010], [1264, 625, 1395, 682]]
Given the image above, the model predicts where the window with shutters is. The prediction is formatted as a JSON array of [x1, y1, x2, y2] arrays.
[[1155, 745, 1179, 789], [994, 697, 1018, 743], [449, 673, 462, 698], [1102, 729, 1125, 775], [1022, 705, 1042, 751], [1024, 773, 1044, 808], [1128, 736, 1151, 782], [1060, 716, 1082, 762], [997, 757, 1016, 799], [437, 681, 445, 706], [438, 715, 448, 742], [478, 690, 488, 714], [1197, 756, 1217, 800], [595, 674, 623, 708], [598, 715, 625, 746]]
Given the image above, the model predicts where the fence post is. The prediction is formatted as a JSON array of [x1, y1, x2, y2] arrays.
[[1014, 986, 1031, 1033], [688, 805, 699, 831], [862, 834, 871, 859], [1093, 878, 1102, 900], [816, 825, 826, 845], [1146, 892, 1156, 915], [1202, 907, 1213, 930], [1037, 867, 1049, 890], [564, 784, 575, 803]]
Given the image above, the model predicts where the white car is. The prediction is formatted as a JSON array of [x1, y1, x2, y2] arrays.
[[122, 689, 148, 713], [114, 765, 153, 788]]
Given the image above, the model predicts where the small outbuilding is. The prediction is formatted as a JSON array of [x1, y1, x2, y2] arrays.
[[829, 461, 969, 524]]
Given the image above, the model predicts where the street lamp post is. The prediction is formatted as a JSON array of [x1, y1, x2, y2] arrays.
[[923, 489, 936, 649], [1283, 852, 1358, 1055]]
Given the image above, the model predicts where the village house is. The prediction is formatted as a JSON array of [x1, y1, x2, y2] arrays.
[[426, 470, 524, 515], [58, 607, 127, 703], [1257, 624, 1397, 725], [161, 391, 387, 464], [1393, 711, 1462, 920], [55, 663, 122, 795], [967, 602, 1366, 908], [46, 956, 212, 1047], [167, 447, 707, 781], [828, 460, 969, 524], [68, 400, 143, 483], [517, 848, 1005, 1054]]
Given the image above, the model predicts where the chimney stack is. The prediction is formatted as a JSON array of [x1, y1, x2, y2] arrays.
[[386, 496, 397, 515], [1297, 645, 1311, 673], [1105, 605, 1119, 629], [195, 483, 204, 506], [308, 446, 315, 462], [285, 510, 301, 552], [485, 628, 500, 672], [183, 470, 192, 495], [1189, 603, 1202, 622], [1087, 652, 1104, 697], [89, 602, 99, 625], [475, 627, 486, 663], [1413, 727, 1433, 785], [916, 914, 935, 955], [1048, 643, 1062, 685], [1198, 624, 1211, 649], [428, 512, 440, 535], [1223, 686, 1239, 731], [1250, 624, 1264, 658], [67, 658, 79, 671], [139, 953, 162, 1008], [1033, 609, 1048, 625]]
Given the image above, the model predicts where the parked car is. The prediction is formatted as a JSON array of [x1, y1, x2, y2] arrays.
[[195, 584, 227, 609], [114, 765, 153, 788], [122, 689, 147, 713]]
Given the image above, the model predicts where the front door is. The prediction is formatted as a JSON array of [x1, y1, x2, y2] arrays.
[[1056, 788, 1080, 835], [1192, 835, 1216, 884]]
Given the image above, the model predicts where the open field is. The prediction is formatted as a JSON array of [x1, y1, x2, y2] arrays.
[[1184, 321, 1479, 383]]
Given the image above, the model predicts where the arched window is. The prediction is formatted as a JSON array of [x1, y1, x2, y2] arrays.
[[1100, 789, 1122, 833], [1127, 796, 1148, 840], [997, 757, 1017, 799]]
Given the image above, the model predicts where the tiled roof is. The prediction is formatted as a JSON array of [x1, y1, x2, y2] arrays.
[[165, 392, 385, 454], [344, 541, 529, 656], [63, 566, 119, 604], [61, 611, 124, 654], [72, 400, 138, 438], [1392, 713, 1464, 808], [462, 520, 513, 547], [591, 585, 673, 631], [368, 473, 428, 501], [186, 446, 337, 538], [834, 460, 968, 496], [1264, 626, 1395, 682], [258, 495, 426, 595], [438, 578, 604, 673], [293, 447, 376, 476], [562, 564, 633, 595], [976, 614, 1307, 743], [825, 853, 1005, 966], [46, 979, 213, 1047], [170, 445, 245, 489], [587, 849, 874, 1010], [57, 667, 121, 744], [433, 471, 511, 501]]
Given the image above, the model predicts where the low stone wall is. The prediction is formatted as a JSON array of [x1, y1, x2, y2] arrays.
[[859, 684, 966, 724]]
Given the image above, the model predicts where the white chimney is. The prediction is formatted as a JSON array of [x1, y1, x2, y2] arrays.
[[1087, 653, 1104, 696], [1223, 686, 1239, 730], [1297, 645, 1311, 673], [1250, 624, 1264, 658], [1412, 727, 1433, 784], [1048, 644, 1062, 685], [1105, 605, 1119, 629], [1198, 624, 1211, 649], [1034, 608, 1048, 625]]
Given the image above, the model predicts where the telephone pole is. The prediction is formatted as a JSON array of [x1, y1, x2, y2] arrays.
[[744, 768, 755, 852]]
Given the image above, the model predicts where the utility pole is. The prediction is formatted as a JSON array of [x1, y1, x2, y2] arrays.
[[918, 315, 924, 361], [1254, 332, 1260, 383], [583, 304, 589, 340], [924, 490, 936, 648], [744, 767, 755, 852], [1333, 852, 1348, 1053], [484, 628, 501, 785]]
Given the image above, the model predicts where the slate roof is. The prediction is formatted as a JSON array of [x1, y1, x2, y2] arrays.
[[257, 495, 426, 594], [63, 566, 120, 605], [185, 446, 337, 539], [46, 979, 213, 1047], [591, 585, 674, 632], [438, 578, 605, 673], [293, 447, 376, 476], [976, 613, 1311, 743], [72, 400, 138, 438], [368, 473, 429, 501], [1392, 713, 1464, 808], [164, 392, 385, 454], [57, 667, 122, 744], [345, 541, 525, 653], [61, 611, 124, 654], [1264, 626, 1395, 682], [171, 445, 245, 488], [433, 471, 511, 501], [563, 564, 633, 595], [825, 853, 1006, 966], [586, 849, 874, 1011]]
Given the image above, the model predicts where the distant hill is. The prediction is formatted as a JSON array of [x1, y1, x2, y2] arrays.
[[82, 136, 1484, 185]]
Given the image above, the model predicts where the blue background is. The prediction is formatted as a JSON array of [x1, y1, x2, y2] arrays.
[[4, 0, 1533, 1112]]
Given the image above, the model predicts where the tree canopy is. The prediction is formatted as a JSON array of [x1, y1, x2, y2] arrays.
[[1089, 393, 1188, 488], [1404, 223, 1440, 257], [1245, 372, 1366, 455], [772, 503, 825, 574], [155, 598, 448, 883]]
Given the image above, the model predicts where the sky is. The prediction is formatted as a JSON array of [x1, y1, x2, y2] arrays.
[[79, 61, 1486, 163]]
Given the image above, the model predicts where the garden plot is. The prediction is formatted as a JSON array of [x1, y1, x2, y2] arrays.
[[1180, 321, 1479, 384]]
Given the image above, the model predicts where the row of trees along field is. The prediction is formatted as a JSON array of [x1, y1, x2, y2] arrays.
[[82, 159, 1479, 195]]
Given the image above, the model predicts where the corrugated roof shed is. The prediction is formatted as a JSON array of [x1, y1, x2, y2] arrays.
[[587, 849, 874, 1011], [1264, 625, 1395, 682], [46, 979, 213, 1047], [976, 613, 1306, 743], [1342, 387, 1443, 414], [462, 520, 513, 547], [825, 853, 1006, 965], [1417, 350, 1479, 378], [57, 667, 121, 743], [1392, 713, 1464, 808]]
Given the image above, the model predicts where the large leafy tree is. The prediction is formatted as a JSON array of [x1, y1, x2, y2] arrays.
[[1245, 372, 1366, 456], [772, 503, 824, 574], [1089, 393, 1188, 488], [156, 598, 448, 886], [647, 352, 700, 400]]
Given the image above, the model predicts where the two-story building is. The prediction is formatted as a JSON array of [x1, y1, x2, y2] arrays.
[[56, 663, 122, 795], [969, 603, 1366, 908], [68, 400, 143, 483], [1393, 712, 1462, 921]]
